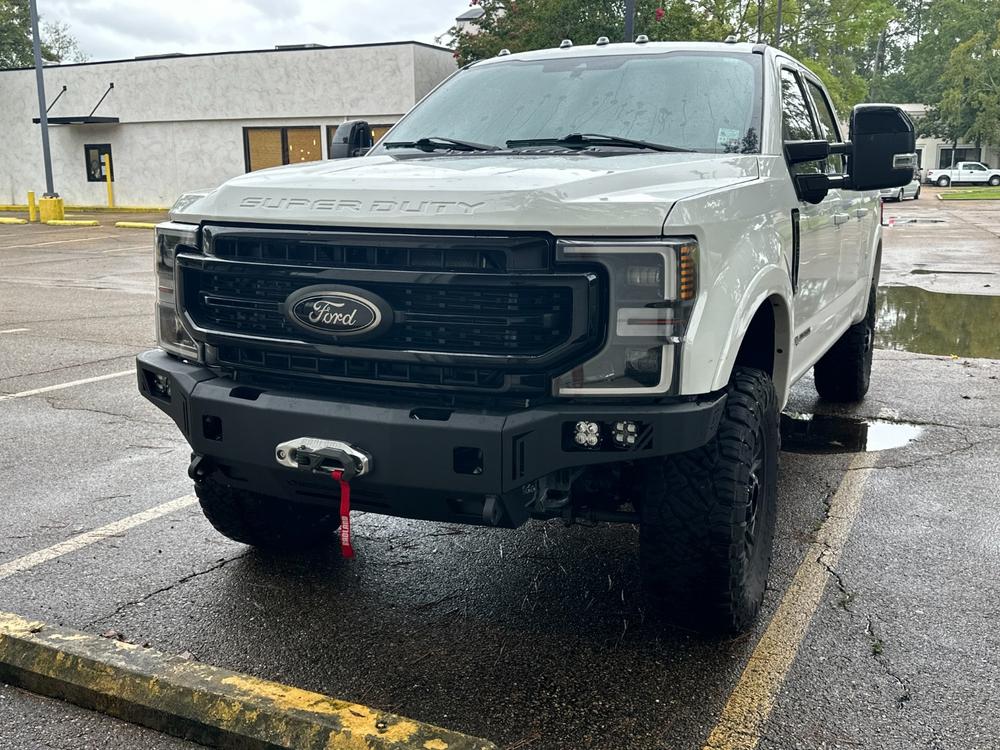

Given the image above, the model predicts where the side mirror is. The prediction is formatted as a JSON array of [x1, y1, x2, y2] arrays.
[[848, 104, 916, 191], [329, 120, 374, 159]]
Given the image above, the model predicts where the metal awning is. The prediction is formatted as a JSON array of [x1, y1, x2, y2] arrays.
[[34, 82, 117, 125], [32, 115, 120, 125]]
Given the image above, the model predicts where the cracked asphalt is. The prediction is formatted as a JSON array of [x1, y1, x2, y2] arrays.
[[1, 200, 999, 750]]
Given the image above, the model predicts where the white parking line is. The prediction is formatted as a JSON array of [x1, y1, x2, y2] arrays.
[[5, 236, 114, 249], [0, 370, 133, 402], [0, 328, 30, 334], [0, 495, 198, 581]]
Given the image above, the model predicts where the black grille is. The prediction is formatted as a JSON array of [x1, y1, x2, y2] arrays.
[[217, 345, 513, 390], [186, 269, 575, 356], [206, 227, 550, 273], [179, 228, 603, 394]]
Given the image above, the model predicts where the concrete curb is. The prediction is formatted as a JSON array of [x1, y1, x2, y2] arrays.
[[114, 221, 157, 229], [0, 218, 27, 225], [0, 612, 496, 750], [45, 219, 101, 227]]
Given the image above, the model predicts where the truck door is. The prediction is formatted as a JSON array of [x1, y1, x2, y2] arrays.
[[959, 163, 987, 183], [779, 67, 844, 367], [803, 77, 871, 302]]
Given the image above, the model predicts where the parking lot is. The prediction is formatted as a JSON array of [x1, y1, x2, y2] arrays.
[[1, 196, 998, 749]]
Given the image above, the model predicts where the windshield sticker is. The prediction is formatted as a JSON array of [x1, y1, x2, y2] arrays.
[[717, 128, 742, 149]]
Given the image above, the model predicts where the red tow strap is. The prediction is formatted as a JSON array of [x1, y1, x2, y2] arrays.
[[331, 469, 355, 559]]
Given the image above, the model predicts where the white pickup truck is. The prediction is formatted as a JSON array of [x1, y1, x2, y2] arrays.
[[137, 39, 915, 633], [926, 161, 1000, 187]]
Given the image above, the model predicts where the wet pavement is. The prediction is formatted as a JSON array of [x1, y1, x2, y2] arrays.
[[1, 210, 999, 749]]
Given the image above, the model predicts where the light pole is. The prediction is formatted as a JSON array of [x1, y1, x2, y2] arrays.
[[775, 0, 783, 47], [624, 0, 636, 42], [29, 0, 56, 198]]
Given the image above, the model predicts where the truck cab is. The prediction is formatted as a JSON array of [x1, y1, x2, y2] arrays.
[[137, 40, 915, 634]]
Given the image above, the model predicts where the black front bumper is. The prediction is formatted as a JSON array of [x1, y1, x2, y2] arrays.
[[137, 350, 726, 528]]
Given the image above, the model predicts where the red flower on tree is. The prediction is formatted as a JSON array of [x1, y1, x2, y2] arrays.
[[655, 7, 665, 21]]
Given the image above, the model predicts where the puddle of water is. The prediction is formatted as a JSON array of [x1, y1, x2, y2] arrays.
[[876, 286, 1000, 359], [781, 412, 923, 454]]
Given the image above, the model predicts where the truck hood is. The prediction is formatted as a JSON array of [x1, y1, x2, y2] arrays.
[[171, 152, 759, 236]]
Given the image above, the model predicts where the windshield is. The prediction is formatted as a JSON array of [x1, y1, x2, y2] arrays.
[[373, 51, 762, 155]]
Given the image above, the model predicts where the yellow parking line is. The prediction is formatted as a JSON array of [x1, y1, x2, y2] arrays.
[[0, 370, 133, 402], [702, 453, 873, 750], [0, 495, 198, 581]]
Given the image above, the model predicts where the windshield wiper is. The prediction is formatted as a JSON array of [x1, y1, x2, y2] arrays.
[[506, 133, 694, 152], [383, 136, 499, 152]]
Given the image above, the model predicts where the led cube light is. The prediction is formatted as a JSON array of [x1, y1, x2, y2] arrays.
[[613, 420, 638, 447], [574, 420, 601, 448]]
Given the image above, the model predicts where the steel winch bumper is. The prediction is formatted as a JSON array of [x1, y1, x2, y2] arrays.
[[136, 349, 726, 528]]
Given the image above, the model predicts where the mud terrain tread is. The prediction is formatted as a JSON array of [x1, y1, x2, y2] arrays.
[[196, 475, 339, 549], [639, 367, 778, 634]]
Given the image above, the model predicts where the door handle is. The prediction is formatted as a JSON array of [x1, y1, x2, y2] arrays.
[[833, 213, 851, 225]]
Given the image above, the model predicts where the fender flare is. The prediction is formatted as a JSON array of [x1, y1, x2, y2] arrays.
[[710, 266, 794, 406]]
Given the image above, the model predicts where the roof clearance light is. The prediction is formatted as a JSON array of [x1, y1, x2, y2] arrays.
[[560, 39, 573, 49]]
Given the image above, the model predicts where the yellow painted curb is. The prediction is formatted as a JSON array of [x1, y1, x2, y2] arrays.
[[0, 218, 28, 225], [115, 221, 157, 229], [0, 611, 497, 750], [45, 219, 101, 227], [0, 205, 168, 213]]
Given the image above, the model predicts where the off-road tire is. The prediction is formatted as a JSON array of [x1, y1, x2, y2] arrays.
[[195, 475, 339, 549], [990, 175, 1000, 187], [638, 367, 779, 634], [937, 176, 950, 187], [813, 279, 877, 402]]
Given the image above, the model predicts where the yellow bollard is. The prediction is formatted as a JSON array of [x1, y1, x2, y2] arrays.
[[27, 192, 37, 222], [38, 197, 65, 223], [102, 153, 114, 209]]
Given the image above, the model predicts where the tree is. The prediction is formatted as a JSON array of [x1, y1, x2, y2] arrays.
[[445, 0, 899, 113], [0, 0, 86, 69]]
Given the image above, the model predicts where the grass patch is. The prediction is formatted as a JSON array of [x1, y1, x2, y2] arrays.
[[939, 187, 1000, 200]]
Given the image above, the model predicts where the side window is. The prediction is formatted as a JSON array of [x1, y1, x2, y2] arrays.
[[805, 79, 844, 175], [780, 69, 821, 175]]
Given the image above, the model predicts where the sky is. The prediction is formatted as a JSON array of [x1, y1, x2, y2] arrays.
[[41, 0, 465, 62]]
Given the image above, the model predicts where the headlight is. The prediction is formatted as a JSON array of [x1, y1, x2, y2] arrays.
[[553, 239, 697, 396], [154, 221, 201, 360]]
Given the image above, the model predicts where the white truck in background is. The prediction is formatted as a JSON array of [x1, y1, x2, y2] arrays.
[[926, 161, 1000, 187]]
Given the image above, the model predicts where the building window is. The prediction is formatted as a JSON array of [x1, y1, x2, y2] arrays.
[[243, 127, 322, 172], [84, 144, 113, 182], [939, 147, 981, 169]]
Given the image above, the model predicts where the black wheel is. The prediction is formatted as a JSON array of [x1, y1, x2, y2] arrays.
[[990, 176, 1000, 187], [937, 176, 950, 187], [914, 186, 921, 200], [813, 280, 877, 402], [195, 474, 339, 549], [896, 188, 904, 202], [638, 367, 779, 634]]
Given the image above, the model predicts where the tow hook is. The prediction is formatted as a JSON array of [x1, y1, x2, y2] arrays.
[[274, 438, 372, 481]]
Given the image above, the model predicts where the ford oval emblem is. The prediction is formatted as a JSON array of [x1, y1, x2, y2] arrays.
[[284, 286, 390, 340]]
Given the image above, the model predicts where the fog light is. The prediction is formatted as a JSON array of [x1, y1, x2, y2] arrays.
[[613, 420, 638, 447], [151, 372, 171, 399], [574, 420, 601, 448]]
